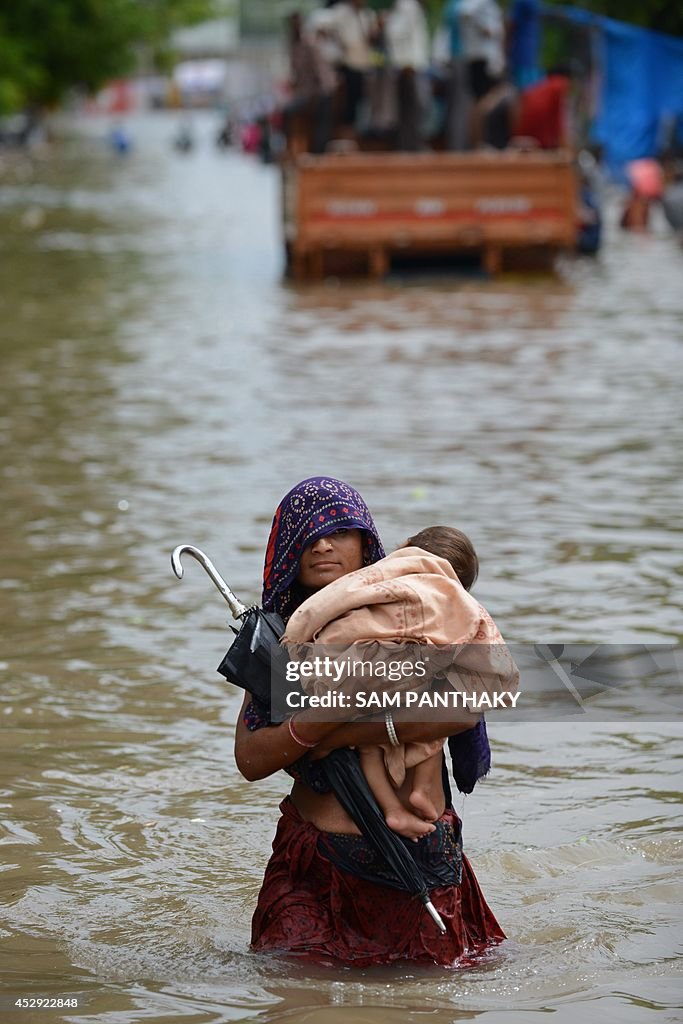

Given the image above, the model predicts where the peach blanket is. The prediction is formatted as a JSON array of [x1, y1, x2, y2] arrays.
[[283, 548, 517, 785]]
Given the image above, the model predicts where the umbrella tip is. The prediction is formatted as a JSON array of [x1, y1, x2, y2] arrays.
[[424, 899, 447, 934]]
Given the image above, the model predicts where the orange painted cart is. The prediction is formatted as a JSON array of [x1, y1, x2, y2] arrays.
[[282, 150, 577, 278]]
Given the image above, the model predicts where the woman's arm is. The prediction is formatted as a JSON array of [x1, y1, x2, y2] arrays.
[[234, 690, 369, 780], [234, 692, 305, 781], [234, 686, 480, 778]]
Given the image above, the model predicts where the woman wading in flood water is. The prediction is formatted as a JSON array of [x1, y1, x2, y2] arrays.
[[235, 476, 505, 966]]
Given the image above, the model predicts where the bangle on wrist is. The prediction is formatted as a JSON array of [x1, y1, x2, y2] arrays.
[[288, 714, 317, 749], [384, 710, 400, 747]]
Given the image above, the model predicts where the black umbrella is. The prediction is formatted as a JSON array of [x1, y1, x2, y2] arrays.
[[171, 544, 447, 933], [321, 748, 454, 929], [171, 545, 293, 709]]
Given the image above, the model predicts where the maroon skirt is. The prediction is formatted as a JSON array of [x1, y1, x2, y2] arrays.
[[251, 798, 505, 967]]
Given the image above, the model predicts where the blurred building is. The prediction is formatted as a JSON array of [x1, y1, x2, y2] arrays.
[[170, 0, 291, 109]]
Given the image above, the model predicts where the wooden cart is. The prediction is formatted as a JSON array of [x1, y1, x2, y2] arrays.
[[283, 151, 577, 278]]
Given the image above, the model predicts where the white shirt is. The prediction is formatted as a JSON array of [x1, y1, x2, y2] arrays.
[[459, 0, 505, 76], [386, 0, 430, 70], [309, 4, 376, 71]]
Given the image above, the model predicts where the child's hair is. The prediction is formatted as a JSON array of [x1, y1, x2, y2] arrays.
[[404, 526, 479, 591]]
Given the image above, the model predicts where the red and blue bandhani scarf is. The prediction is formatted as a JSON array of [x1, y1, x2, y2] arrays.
[[262, 476, 385, 619]]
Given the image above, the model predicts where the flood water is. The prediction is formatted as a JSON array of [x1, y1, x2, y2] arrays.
[[1, 112, 681, 1024]]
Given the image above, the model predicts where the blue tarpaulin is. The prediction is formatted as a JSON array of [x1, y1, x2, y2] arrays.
[[540, 4, 683, 172], [510, 0, 543, 88]]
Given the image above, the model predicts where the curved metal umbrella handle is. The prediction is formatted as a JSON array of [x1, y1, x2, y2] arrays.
[[171, 544, 248, 620]]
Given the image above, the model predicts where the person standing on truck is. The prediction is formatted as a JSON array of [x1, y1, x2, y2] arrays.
[[285, 12, 337, 155], [310, 0, 377, 132], [513, 67, 572, 150], [442, 0, 472, 150], [386, 0, 431, 151], [459, 0, 505, 101]]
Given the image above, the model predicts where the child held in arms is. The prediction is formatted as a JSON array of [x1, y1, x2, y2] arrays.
[[284, 526, 516, 839]]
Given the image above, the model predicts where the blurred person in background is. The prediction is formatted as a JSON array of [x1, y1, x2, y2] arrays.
[[620, 154, 683, 239], [620, 158, 663, 231], [442, 0, 472, 150], [284, 12, 337, 154], [659, 120, 683, 241], [310, 0, 377, 133], [471, 78, 518, 149], [108, 122, 132, 155], [662, 161, 683, 241], [172, 118, 194, 154], [385, 0, 431, 151], [513, 66, 572, 149], [576, 149, 602, 255], [364, 11, 398, 143], [459, 0, 505, 102]]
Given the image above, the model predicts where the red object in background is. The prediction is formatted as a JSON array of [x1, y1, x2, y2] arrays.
[[240, 122, 262, 154], [107, 80, 134, 114], [626, 159, 664, 199], [515, 75, 570, 149]]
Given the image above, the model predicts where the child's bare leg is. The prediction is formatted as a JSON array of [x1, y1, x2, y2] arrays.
[[409, 752, 443, 822], [358, 746, 436, 840]]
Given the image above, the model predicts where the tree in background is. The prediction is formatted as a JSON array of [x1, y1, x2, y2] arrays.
[[0, 0, 214, 115]]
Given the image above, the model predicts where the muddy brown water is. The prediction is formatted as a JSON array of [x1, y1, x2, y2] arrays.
[[0, 112, 681, 1024]]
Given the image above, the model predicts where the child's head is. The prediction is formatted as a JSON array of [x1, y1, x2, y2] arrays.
[[403, 526, 479, 592]]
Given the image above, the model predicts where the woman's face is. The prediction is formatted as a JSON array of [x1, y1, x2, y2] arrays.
[[297, 528, 365, 591]]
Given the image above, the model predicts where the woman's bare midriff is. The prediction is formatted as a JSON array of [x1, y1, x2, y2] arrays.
[[291, 765, 446, 834]]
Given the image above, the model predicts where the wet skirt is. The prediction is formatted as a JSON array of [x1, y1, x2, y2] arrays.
[[251, 798, 505, 967]]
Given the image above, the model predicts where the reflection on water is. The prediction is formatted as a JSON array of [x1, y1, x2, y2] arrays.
[[0, 112, 681, 1023]]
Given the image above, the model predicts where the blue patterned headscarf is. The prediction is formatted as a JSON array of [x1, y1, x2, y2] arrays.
[[262, 476, 385, 619]]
